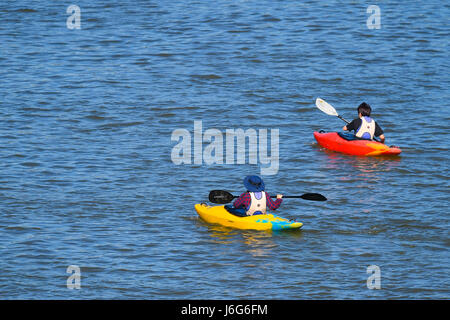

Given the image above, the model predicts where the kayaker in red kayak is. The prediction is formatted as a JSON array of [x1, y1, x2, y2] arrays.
[[342, 102, 386, 143], [232, 175, 283, 216]]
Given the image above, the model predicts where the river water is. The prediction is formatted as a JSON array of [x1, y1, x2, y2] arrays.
[[0, 1, 448, 299]]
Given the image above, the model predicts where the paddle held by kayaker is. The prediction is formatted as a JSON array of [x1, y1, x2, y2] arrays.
[[342, 102, 386, 143], [233, 175, 283, 216]]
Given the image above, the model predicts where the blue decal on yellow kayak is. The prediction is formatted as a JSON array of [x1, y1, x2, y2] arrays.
[[271, 220, 294, 230]]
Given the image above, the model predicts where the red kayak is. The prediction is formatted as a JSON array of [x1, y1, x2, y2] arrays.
[[314, 131, 401, 156]]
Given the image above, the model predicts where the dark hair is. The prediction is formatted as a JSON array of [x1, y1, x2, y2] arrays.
[[357, 102, 372, 117]]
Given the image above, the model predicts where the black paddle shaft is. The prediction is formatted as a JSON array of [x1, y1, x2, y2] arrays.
[[338, 115, 350, 124], [208, 190, 327, 204]]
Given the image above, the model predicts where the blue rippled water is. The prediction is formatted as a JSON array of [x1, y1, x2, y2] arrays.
[[0, 1, 449, 299]]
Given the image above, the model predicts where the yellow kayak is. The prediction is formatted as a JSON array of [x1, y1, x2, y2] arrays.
[[194, 203, 303, 231]]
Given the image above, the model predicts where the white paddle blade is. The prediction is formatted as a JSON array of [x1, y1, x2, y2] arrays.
[[315, 98, 339, 116]]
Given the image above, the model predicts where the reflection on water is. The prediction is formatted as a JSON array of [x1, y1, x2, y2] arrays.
[[241, 232, 278, 258], [312, 145, 404, 207], [202, 220, 303, 258], [204, 223, 241, 244], [316, 147, 402, 181]]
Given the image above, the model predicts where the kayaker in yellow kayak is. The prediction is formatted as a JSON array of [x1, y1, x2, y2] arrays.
[[342, 102, 386, 143], [231, 175, 283, 216]]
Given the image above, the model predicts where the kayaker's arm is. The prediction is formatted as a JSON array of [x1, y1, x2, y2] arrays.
[[266, 193, 282, 210], [374, 123, 385, 143], [343, 119, 356, 132], [233, 192, 250, 209]]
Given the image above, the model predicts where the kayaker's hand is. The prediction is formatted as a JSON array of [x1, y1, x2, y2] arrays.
[[277, 194, 283, 199]]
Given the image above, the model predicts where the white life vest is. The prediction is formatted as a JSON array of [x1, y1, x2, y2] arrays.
[[246, 191, 267, 215], [355, 116, 376, 140]]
